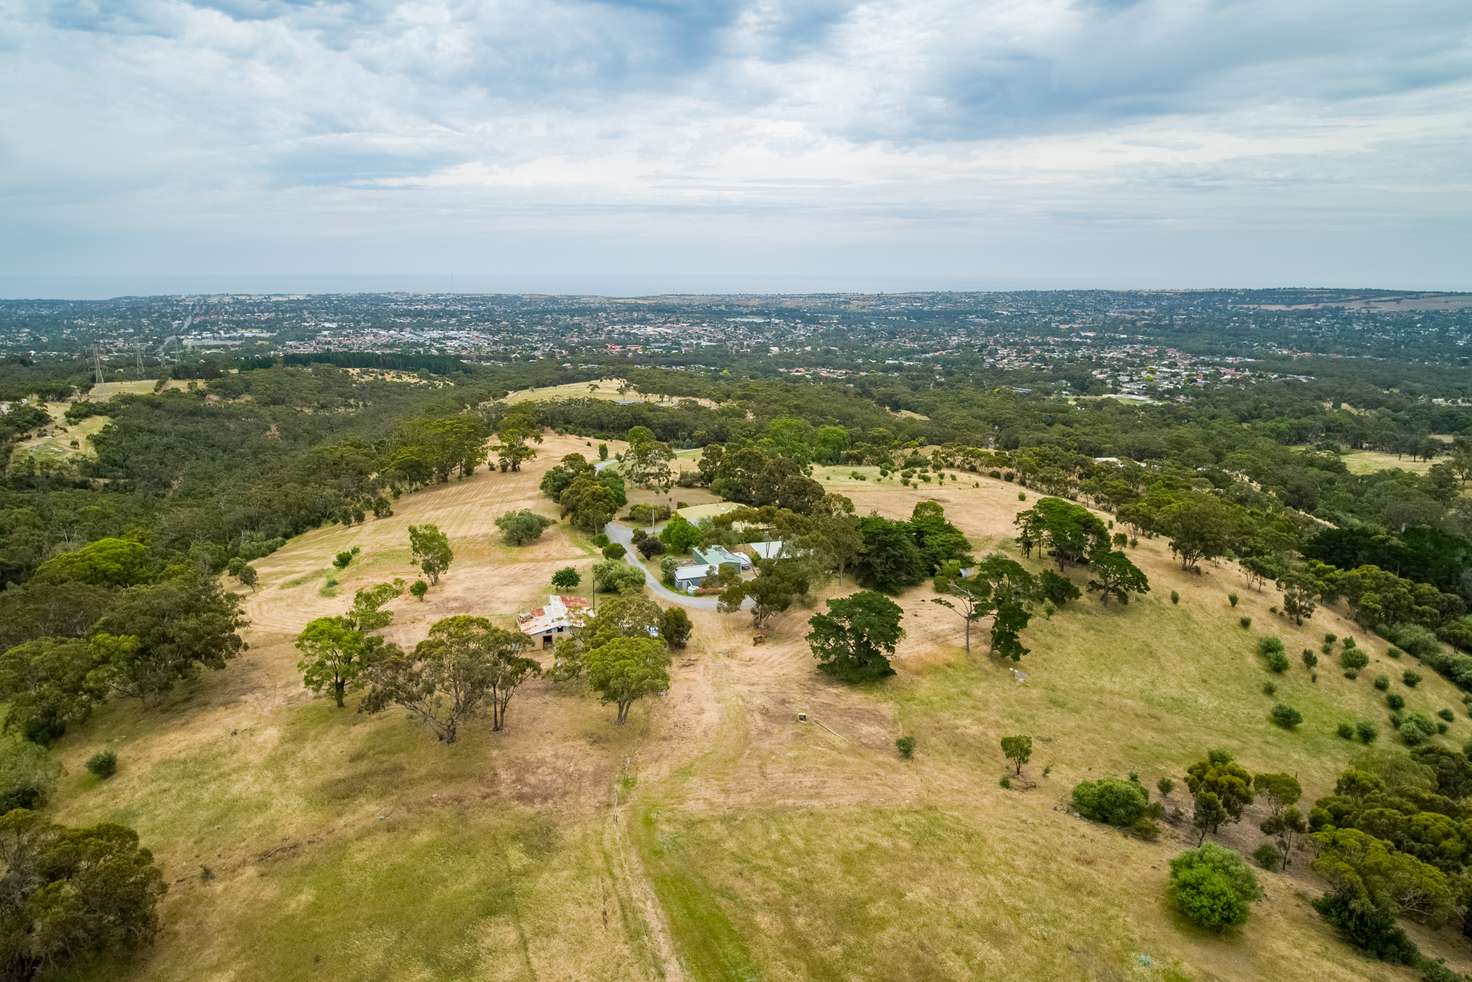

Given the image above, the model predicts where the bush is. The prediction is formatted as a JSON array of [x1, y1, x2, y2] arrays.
[[1168, 844, 1263, 931], [1228, 593, 1240, 608], [896, 736, 915, 759], [1356, 720, 1378, 743], [496, 510, 555, 546], [86, 749, 118, 778], [1312, 887, 1417, 965], [1157, 777, 1174, 797], [593, 560, 645, 595], [1071, 778, 1150, 827], [1301, 650, 1318, 669], [1438, 708, 1455, 723], [1384, 623, 1443, 660], [332, 548, 358, 569], [1386, 693, 1406, 711], [1373, 675, 1390, 691], [1402, 671, 1422, 688], [1262, 682, 1277, 697], [1252, 842, 1283, 871], [601, 542, 627, 560], [1399, 713, 1438, 747], [1170, 590, 1180, 605], [1263, 651, 1289, 673], [636, 537, 666, 559], [409, 579, 428, 601], [1239, 616, 1252, 629], [1336, 722, 1354, 739], [1270, 704, 1303, 729], [1341, 648, 1369, 671]]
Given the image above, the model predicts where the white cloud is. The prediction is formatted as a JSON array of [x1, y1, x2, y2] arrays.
[[1, 0, 1470, 290]]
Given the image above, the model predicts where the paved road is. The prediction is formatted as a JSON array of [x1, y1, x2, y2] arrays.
[[594, 457, 752, 611], [602, 520, 737, 611]]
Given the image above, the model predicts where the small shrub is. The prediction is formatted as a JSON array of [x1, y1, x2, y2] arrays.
[[1402, 671, 1421, 688], [85, 750, 117, 779], [999, 775, 1011, 789], [1157, 777, 1174, 797], [1336, 722, 1354, 739], [1263, 651, 1289, 673], [1438, 708, 1455, 723], [1373, 675, 1390, 691], [1323, 632, 1337, 645], [1252, 842, 1283, 871], [1170, 590, 1180, 605], [1341, 648, 1369, 671], [1228, 593, 1239, 608], [1017, 492, 1026, 501], [601, 542, 627, 560], [409, 580, 428, 601], [1387, 646, 1403, 659], [333, 550, 355, 569], [1342, 636, 1357, 650], [1262, 682, 1277, 696], [1239, 616, 1252, 629], [896, 736, 915, 759], [1301, 649, 1317, 669], [1270, 704, 1303, 730], [1343, 669, 1359, 680], [1356, 720, 1378, 744], [1386, 693, 1405, 711], [1168, 844, 1262, 931], [1437, 722, 1449, 735], [591, 533, 610, 548]]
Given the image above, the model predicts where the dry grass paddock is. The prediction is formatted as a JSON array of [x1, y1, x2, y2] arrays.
[[43, 444, 1471, 981]]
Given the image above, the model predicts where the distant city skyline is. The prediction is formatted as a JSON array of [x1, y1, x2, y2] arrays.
[[4, 1, 1470, 294]]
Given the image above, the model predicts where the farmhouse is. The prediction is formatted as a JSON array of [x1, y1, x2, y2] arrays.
[[516, 594, 590, 648], [693, 544, 750, 571]]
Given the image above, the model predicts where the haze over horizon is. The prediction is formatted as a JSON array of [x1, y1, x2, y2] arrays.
[[4, 0, 1470, 295]]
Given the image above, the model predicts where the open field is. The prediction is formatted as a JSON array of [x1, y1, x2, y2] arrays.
[[1340, 449, 1438, 475], [505, 377, 720, 409], [43, 442, 1472, 980]]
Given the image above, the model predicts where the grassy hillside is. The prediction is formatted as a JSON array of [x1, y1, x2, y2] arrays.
[[43, 441, 1470, 981]]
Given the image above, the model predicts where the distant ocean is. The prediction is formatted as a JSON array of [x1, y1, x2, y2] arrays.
[[0, 272, 1175, 301]]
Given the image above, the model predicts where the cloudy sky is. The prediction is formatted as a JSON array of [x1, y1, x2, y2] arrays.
[[2, 0, 1470, 296]]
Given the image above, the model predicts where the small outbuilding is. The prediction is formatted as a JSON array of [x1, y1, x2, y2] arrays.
[[517, 594, 591, 649]]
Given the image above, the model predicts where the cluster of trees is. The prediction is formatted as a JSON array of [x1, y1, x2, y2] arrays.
[[1015, 498, 1150, 605], [852, 502, 972, 594], [1307, 748, 1472, 967], [0, 809, 168, 980], [297, 584, 540, 741], [540, 453, 628, 533], [0, 557, 245, 743]]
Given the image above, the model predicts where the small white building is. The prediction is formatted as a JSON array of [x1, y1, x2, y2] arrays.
[[746, 540, 786, 561], [517, 594, 591, 649]]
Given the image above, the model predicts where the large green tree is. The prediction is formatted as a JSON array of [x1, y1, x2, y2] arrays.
[[807, 590, 905, 683], [584, 636, 671, 723], [408, 524, 454, 584]]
